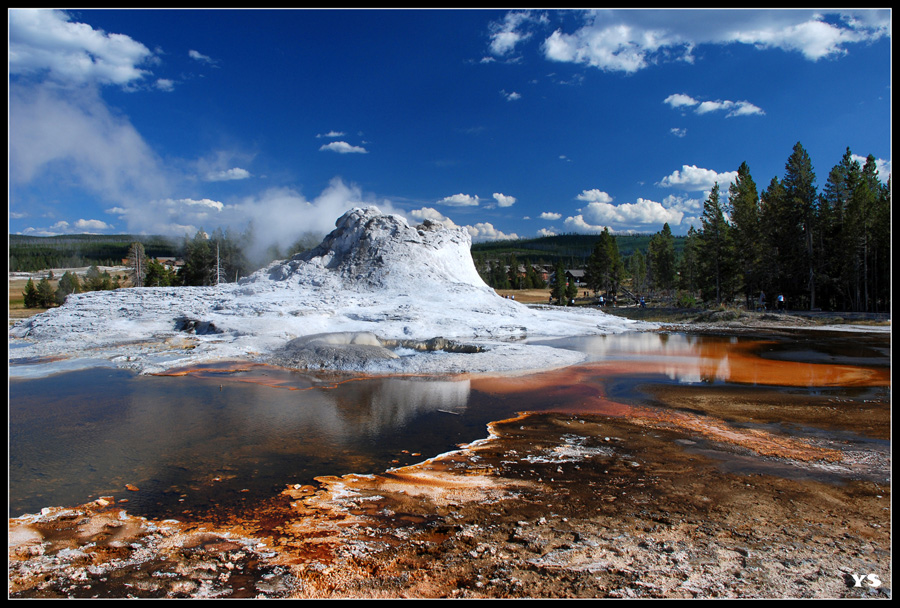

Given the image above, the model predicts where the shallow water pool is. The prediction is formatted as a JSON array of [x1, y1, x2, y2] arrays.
[[9, 330, 889, 521]]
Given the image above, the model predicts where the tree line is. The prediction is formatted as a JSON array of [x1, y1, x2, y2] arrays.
[[22, 266, 125, 309], [20, 226, 323, 308], [9, 234, 179, 273], [689, 143, 890, 312], [482, 143, 890, 313]]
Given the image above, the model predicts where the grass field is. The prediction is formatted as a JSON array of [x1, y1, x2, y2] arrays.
[[9, 276, 49, 320], [8, 267, 132, 322]]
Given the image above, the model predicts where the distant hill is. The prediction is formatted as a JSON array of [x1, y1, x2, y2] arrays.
[[471, 232, 684, 266], [9, 234, 182, 273]]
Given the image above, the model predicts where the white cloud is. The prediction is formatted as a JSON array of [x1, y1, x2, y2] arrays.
[[670, 127, 687, 138], [155, 78, 175, 92], [204, 167, 252, 182], [102, 196, 225, 239], [465, 222, 520, 242], [537, 227, 559, 237], [9, 83, 172, 204], [540, 212, 562, 220], [19, 218, 115, 236], [563, 215, 607, 234], [661, 193, 703, 231], [696, 99, 764, 117], [174, 197, 225, 212], [571, 198, 684, 230], [488, 11, 543, 57], [319, 141, 368, 154], [666, 93, 764, 117], [493, 193, 517, 207], [540, 9, 889, 73], [657, 165, 739, 192], [437, 193, 480, 207], [663, 93, 699, 108], [73, 218, 114, 231], [544, 23, 666, 74], [409, 207, 454, 224], [725, 13, 883, 61], [501, 90, 522, 101], [47, 219, 114, 234], [316, 130, 347, 138], [576, 189, 614, 203], [9, 9, 155, 87], [188, 49, 216, 64]]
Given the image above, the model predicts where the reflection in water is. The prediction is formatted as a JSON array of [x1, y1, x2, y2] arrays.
[[9, 331, 889, 521], [9, 369, 482, 520], [530, 332, 889, 387]]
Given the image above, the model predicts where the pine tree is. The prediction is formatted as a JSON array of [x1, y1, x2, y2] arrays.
[[781, 142, 818, 309], [628, 250, 648, 296], [585, 228, 613, 295], [759, 176, 788, 301], [36, 276, 56, 308], [84, 265, 114, 291], [180, 229, 215, 286], [818, 149, 856, 310], [565, 277, 579, 304], [145, 259, 178, 286], [871, 174, 890, 312], [506, 254, 521, 289], [727, 162, 762, 309], [677, 226, 700, 296], [22, 278, 39, 308], [55, 271, 81, 305], [648, 223, 676, 295], [858, 155, 883, 312], [698, 183, 734, 305], [550, 260, 567, 305]]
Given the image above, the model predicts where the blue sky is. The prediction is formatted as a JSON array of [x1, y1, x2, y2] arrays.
[[8, 8, 892, 256]]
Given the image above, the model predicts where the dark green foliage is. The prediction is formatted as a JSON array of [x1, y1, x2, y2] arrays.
[[83, 265, 118, 291], [698, 183, 735, 305], [585, 227, 624, 297], [8, 234, 180, 272], [179, 227, 257, 286], [36, 277, 56, 308], [472, 232, 683, 266], [54, 271, 81, 305], [692, 144, 888, 312], [179, 230, 215, 286], [144, 259, 179, 286], [549, 260, 568, 305], [677, 227, 700, 295], [22, 278, 39, 308], [782, 142, 819, 308], [565, 276, 579, 303], [727, 162, 763, 308], [628, 250, 648, 295], [647, 223, 676, 295]]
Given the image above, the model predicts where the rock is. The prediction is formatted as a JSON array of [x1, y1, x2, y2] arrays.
[[269, 332, 400, 371]]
